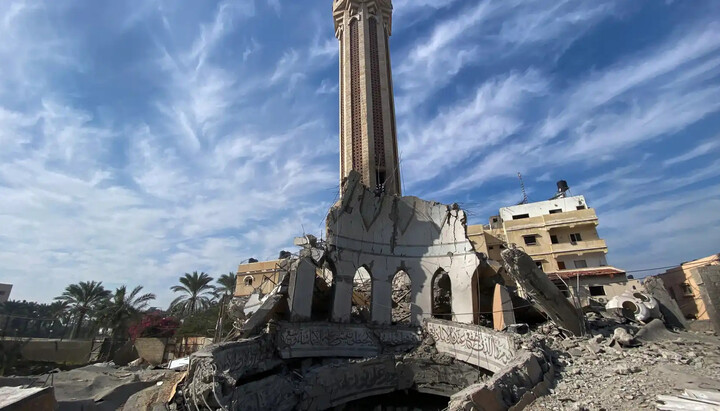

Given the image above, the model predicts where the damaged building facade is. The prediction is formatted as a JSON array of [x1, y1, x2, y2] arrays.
[[467, 181, 630, 307], [659, 253, 720, 331]]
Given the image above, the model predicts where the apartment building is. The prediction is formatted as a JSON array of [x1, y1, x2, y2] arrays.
[[468, 181, 627, 301]]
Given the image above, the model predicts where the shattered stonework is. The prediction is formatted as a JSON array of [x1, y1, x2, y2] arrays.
[[424, 319, 517, 373], [171, 170, 550, 409], [502, 246, 586, 336], [326, 171, 482, 325]]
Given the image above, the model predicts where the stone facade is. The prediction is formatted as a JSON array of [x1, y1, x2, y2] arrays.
[[276, 321, 420, 358], [333, 0, 401, 196], [326, 171, 482, 325], [424, 319, 517, 373]]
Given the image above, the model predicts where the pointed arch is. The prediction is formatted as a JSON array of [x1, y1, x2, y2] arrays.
[[431, 268, 452, 320], [312, 261, 337, 321], [352, 266, 372, 322], [391, 270, 411, 325]]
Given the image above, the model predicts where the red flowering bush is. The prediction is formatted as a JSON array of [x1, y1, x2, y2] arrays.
[[128, 313, 180, 341]]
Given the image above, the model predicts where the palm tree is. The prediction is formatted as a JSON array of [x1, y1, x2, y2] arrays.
[[169, 272, 216, 317], [55, 281, 111, 339], [216, 272, 238, 297], [100, 286, 156, 339]]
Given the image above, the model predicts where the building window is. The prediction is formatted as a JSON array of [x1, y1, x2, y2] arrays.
[[244, 276, 254, 287], [488, 245, 494, 250], [680, 283, 694, 296], [500, 244, 506, 250], [523, 235, 537, 246], [570, 233, 583, 244], [492, 217, 499, 223], [574, 260, 588, 269], [0, 291, 5, 296], [535, 261, 543, 270], [550, 235, 559, 244], [512, 214, 530, 220], [557, 261, 566, 270], [549, 209, 562, 214], [589, 286, 606, 296], [577, 205, 586, 210]]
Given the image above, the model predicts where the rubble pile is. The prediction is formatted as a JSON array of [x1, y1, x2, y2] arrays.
[[526, 315, 720, 410], [391, 273, 411, 324]]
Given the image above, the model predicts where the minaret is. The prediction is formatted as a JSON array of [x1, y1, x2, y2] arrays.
[[333, 0, 401, 196]]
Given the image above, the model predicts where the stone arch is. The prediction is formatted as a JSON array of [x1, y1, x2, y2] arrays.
[[431, 268, 452, 320], [312, 261, 337, 321], [352, 266, 372, 322], [391, 270, 412, 325], [243, 276, 253, 287]]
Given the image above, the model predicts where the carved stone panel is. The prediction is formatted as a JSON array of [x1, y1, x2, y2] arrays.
[[299, 357, 411, 410], [276, 322, 420, 358], [424, 319, 517, 373]]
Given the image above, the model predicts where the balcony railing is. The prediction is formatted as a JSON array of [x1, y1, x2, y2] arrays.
[[551, 239, 607, 254]]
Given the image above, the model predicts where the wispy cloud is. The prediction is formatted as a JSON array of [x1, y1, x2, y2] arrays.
[[663, 138, 720, 167], [1, 0, 718, 306]]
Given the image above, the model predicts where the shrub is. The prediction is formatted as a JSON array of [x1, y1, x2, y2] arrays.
[[128, 313, 180, 341]]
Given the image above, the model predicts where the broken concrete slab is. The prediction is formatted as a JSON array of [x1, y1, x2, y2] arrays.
[[642, 276, 687, 330], [424, 319, 518, 373], [287, 258, 317, 322], [447, 351, 554, 411], [0, 386, 56, 411], [501, 246, 585, 336], [635, 319, 679, 342]]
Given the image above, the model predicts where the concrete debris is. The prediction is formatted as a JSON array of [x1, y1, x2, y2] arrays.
[[501, 246, 586, 336], [166, 357, 189, 371], [526, 314, 720, 411], [610, 327, 640, 348], [658, 389, 720, 410], [0, 386, 56, 410], [635, 318, 679, 342], [642, 276, 687, 330], [606, 291, 662, 322]]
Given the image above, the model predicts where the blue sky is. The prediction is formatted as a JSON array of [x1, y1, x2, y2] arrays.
[[1, 0, 719, 306]]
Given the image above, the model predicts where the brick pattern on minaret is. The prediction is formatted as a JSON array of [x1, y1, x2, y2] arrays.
[[333, 0, 401, 196]]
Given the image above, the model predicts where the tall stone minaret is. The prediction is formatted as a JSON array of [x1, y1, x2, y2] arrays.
[[333, 0, 401, 196]]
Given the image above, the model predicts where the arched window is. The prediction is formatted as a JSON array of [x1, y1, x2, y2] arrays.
[[351, 266, 372, 322], [431, 269, 452, 320], [312, 264, 336, 321], [391, 271, 411, 325], [244, 276, 253, 287]]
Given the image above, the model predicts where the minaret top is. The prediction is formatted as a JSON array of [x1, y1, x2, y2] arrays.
[[333, 0, 393, 36]]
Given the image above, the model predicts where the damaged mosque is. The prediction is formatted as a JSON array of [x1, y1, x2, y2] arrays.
[[177, 1, 564, 409]]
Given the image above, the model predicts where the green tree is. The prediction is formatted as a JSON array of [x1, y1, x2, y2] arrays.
[[100, 286, 156, 340], [169, 272, 216, 317], [216, 272, 238, 296], [55, 281, 111, 339]]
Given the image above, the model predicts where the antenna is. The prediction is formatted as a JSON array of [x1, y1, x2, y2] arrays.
[[518, 172, 528, 205]]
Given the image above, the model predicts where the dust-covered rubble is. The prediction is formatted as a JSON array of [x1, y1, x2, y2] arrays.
[[526, 315, 720, 411]]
